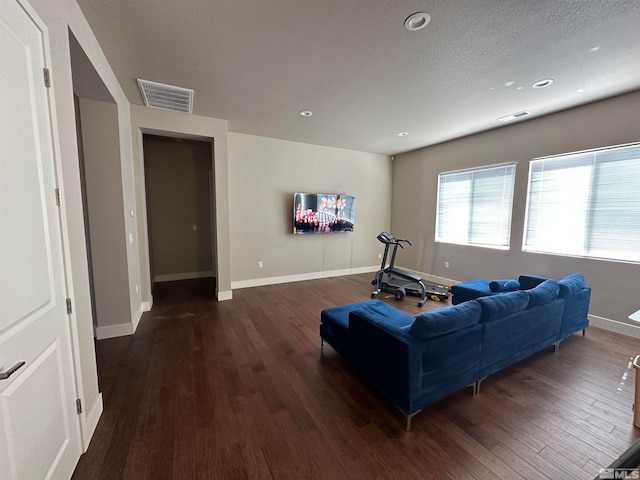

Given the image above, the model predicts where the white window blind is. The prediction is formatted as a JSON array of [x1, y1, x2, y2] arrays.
[[523, 142, 640, 262], [436, 164, 516, 249]]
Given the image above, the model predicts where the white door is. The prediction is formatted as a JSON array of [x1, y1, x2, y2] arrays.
[[0, 1, 82, 479]]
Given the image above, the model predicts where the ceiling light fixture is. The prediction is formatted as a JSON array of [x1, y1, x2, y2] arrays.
[[397, 131, 409, 137], [532, 78, 554, 89], [589, 46, 600, 52], [576, 88, 585, 93], [497, 110, 531, 123], [404, 12, 431, 31], [299, 110, 313, 117]]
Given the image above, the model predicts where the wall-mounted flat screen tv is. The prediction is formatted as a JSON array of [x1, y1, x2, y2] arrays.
[[293, 193, 356, 234]]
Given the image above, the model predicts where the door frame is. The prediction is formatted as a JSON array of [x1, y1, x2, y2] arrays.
[[17, 0, 87, 450]]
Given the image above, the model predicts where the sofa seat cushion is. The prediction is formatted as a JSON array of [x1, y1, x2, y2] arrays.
[[409, 301, 481, 340], [527, 279, 559, 307], [558, 273, 586, 297], [476, 290, 529, 321], [321, 300, 413, 337], [489, 279, 520, 292]]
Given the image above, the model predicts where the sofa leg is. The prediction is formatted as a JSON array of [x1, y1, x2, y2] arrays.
[[405, 410, 421, 432], [553, 341, 560, 352], [473, 378, 484, 396], [320, 338, 324, 350], [582, 328, 586, 336]]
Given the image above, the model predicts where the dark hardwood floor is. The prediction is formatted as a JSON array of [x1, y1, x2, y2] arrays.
[[72, 274, 640, 479]]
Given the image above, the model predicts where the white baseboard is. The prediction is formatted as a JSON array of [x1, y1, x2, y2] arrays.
[[142, 298, 152, 312], [133, 304, 143, 332], [230, 265, 379, 290], [154, 271, 214, 283], [95, 322, 135, 340], [217, 290, 233, 301], [81, 393, 103, 452], [588, 314, 640, 339]]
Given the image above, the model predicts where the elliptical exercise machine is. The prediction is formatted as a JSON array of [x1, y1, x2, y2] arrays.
[[371, 232, 448, 307]]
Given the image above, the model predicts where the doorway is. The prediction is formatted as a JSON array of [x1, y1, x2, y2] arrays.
[[69, 31, 128, 335], [143, 134, 216, 291]]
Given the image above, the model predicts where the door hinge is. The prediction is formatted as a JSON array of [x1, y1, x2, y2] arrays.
[[76, 398, 82, 414], [43, 68, 51, 87], [55, 188, 62, 206], [66, 298, 72, 314]]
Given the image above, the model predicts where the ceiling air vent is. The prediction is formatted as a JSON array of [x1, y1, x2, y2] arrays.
[[137, 79, 194, 113], [497, 110, 531, 123]]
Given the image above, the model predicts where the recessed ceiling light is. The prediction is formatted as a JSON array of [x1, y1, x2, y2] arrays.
[[504, 81, 515, 87], [589, 46, 600, 52], [576, 88, 585, 93], [299, 110, 313, 117], [404, 12, 431, 31], [397, 131, 409, 137], [516, 86, 524, 90], [532, 78, 554, 89]]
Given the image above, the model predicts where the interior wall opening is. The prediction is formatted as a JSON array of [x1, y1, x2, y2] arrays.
[[142, 134, 216, 294], [69, 31, 120, 335]]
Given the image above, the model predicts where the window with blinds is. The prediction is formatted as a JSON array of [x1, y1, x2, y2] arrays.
[[523, 142, 640, 262], [435, 163, 516, 249]]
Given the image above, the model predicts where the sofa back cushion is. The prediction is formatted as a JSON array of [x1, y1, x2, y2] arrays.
[[489, 279, 520, 292], [408, 301, 481, 340], [476, 290, 529, 322], [558, 273, 586, 297], [527, 279, 559, 307]]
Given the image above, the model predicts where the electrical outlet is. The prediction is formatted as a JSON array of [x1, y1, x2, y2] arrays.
[[258, 261, 263, 268], [444, 261, 450, 269], [378, 253, 382, 259]]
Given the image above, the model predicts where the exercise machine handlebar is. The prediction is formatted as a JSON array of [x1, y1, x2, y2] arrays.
[[377, 231, 412, 247]]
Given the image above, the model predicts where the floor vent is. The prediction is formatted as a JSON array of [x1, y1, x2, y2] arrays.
[[137, 79, 193, 113]]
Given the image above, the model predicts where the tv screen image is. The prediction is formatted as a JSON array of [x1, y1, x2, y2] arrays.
[[293, 193, 356, 234]]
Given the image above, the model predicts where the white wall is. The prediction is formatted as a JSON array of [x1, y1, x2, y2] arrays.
[[392, 89, 640, 328], [228, 133, 392, 286]]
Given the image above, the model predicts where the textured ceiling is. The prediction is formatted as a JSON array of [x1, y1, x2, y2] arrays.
[[75, 0, 640, 155]]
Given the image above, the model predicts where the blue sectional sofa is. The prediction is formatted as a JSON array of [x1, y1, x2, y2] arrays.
[[319, 273, 590, 430], [451, 273, 591, 339]]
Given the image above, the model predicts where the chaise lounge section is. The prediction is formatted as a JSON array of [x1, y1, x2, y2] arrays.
[[320, 273, 590, 430]]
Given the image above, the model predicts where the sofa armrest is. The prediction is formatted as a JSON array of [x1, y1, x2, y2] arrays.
[[348, 309, 422, 414]]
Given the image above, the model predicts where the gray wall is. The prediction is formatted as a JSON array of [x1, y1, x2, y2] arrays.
[[143, 135, 214, 280], [392, 89, 640, 325], [228, 133, 392, 283], [78, 98, 132, 329]]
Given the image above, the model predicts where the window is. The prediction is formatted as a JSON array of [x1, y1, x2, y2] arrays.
[[523, 142, 640, 262], [436, 163, 516, 249]]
